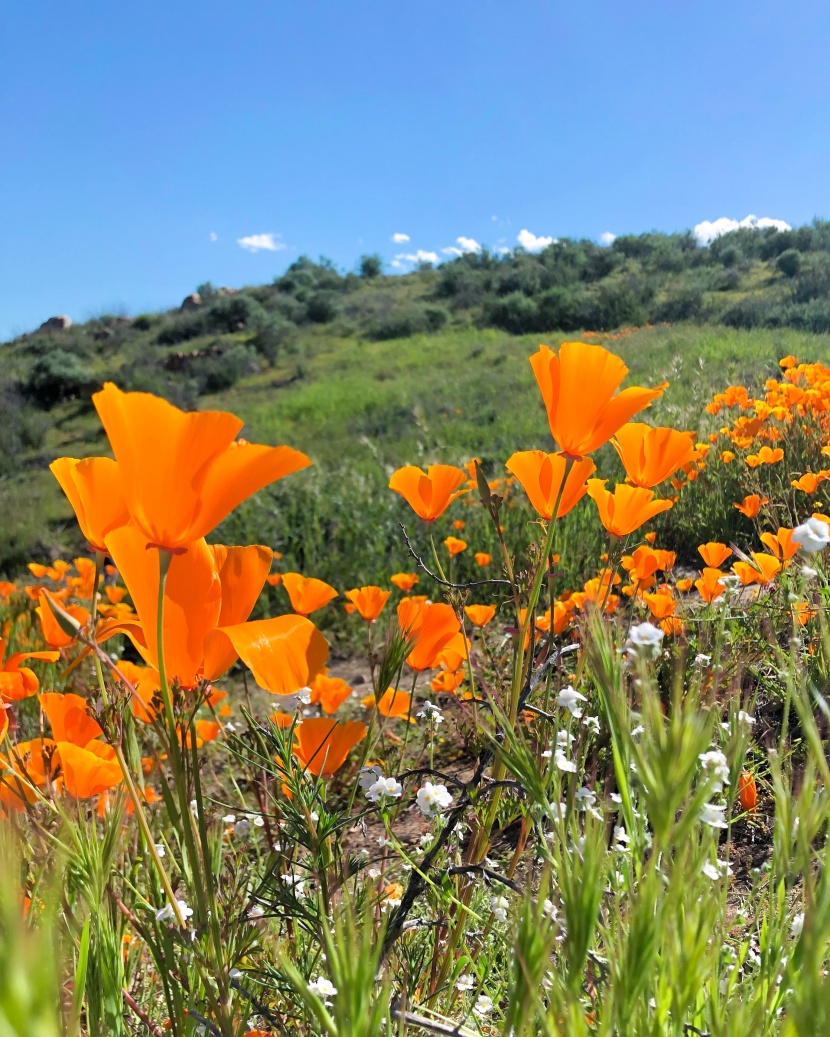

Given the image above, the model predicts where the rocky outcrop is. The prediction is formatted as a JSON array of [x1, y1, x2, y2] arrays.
[[180, 293, 202, 312], [39, 315, 72, 331]]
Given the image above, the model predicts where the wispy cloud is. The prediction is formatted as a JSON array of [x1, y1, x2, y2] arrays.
[[693, 214, 791, 246], [517, 228, 555, 252], [442, 236, 482, 257], [237, 233, 286, 253], [599, 231, 616, 246], [209, 231, 218, 242], [394, 249, 439, 265], [391, 232, 410, 243]]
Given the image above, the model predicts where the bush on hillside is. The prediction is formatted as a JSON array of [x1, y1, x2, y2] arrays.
[[22, 349, 95, 409]]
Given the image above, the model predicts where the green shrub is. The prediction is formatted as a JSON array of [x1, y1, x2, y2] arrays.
[[359, 254, 382, 279], [776, 249, 802, 277], [22, 349, 95, 408], [252, 315, 295, 363], [205, 294, 265, 334], [306, 291, 342, 324]]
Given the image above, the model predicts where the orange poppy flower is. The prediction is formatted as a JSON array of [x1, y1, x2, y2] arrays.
[[695, 568, 726, 603], [56, 740, 122, 799], [642, 591, 677, 620], [35, 594, 90, 649], [759, 528, 798, 562], [397, 600, 462, 671], [444, 536, 468, 557], [390, 573, 419, 592], [474, 552, 492, 567], [0, 640, 61, 703], [104, 586, 126, 606], [115, 661, 163, 724], [361, 687, 413, 720], [734, 495, 767, 519], [464, 604, 496, 628], [39, 693, 102, 745], [265, 573, 283, 587], [505, 451, 595, 519], [0, 739, 58, 811], [430, 670, 464, 693], [218, 614, 328, 696], [435, 632, 470, 673], [586, 480, 673, 538], [269, 711, 295, 728], [291, 718, 366, 777], [698, 542, 732, 568], [737, 770, 757, 814], [611, 423, 698, 488], [746, 446, 784, 468], [676, 578, 693, 592], [344, 586, 390, 622], [282, 573, 338, 616], [793, 601, 818, 626], [792, 473, 822, 493], [308, 671, 353, 714], [529, 342, 665, 458], [49, 457, 131, 554], [733, 553, 781, 586], [92, 382, 310, 552], [721, 451, 735, 463], [388, 464, 467, 521], [104, 527, 272, 687]]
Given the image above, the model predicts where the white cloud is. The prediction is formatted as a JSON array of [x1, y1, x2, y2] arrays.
[[392, 232, 410, 243], [693, 214, 791, 246], [209, 231, 218, 242], [517, 228, 556, 252], [442, 247, 463, 257], [599, 231, 616, 246], [456, 236, 481, 253], [395, 249, 439, 264], [237, 233, 286, 253], [495, 246, 510, 255]]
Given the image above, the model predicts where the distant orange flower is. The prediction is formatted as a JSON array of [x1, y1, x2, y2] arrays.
[[734, 495, 767, 519], [676, 578, 693, 592], [738, 770, 757, 814], [698, 542, 732, 568], [642, 591, 677, 620], [282, 573, 338, 616], [721, 451, 735, 463], [529, 342, 665, 458], [50, 457, 131, 554], [344, 586, 390, 622], [474, 552, 492, 567], [390, 573, 419, 592], [361, 687, 413, 720], [505, 451, 595, 519], [586, 480, 673, 538], [612, 423, 698, 488], [308, 671, 353, 714], [0, 640, 60, 703], [444, 536, 468, 557], [388, 464, 467, 521], [36, 593, 90, 649], [464, 604, 496, 627], [792, 473, 825, 493], [733, 553, 781, 586], [453, 519, 466, 530], [218, 615, 328, 697], [746, 446, 784, 468], [644, 531, 657, 544], [292, 718, 366, 777], [397, 600, 461, 671], [0, 739, 57, 811], [265, 573, 283, 587], [431, 670, 463, 693], [695, 568, 726, 603], [92, 382, 310, 552]]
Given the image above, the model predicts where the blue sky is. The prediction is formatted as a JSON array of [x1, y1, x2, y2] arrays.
[[2, 0, 829, 339]]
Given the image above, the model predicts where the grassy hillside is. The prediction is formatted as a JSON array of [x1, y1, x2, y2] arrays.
[[5, 221, 830, 591]]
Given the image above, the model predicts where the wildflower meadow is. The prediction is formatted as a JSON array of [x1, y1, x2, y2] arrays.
[[5, 336, 830, 1037]]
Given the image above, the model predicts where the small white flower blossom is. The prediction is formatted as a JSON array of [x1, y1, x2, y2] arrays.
[[791, 913, 805, 939], [694, 653, 712, 667], [631, 725, 645, 737], [738, 710, 756, 730], [554, 752, 577, 773], [156, 900, 193, 924], [699, 750, 730, 792], [455, 973, 475, 992], [557, 729, 575, 747], [154, 843, 166, 858], [700, 803, 728, 829], [416, 782, 454, 817], [583, 715, 600, 734], [793, 517, 830, 553], [491, 895, 509, 922], [417, 700, 444, 724], [248, 903, 265, 918], [801, 565, 818, 579], [233, 818, 251, 837], [627, 621, 665, 655], [473, 995, 493, 1017], [556, 685, 587, 717], [366, 776, 403, 803], [358, 765, 384, 790], [613, 826, 631, 851], [308, 976, 338, 1001], [222, 813, 236, 824], [574, 787, 596, 810]]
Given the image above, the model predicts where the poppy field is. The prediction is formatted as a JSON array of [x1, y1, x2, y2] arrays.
[[6, 333, 830, 1037]]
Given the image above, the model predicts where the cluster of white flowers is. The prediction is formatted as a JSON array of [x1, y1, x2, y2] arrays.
[[359, 765, 402, 804], [699, 749, 730, 792], [416, 700, 444, 724], [702, 858, 733, 881], [491, 895, 509, 923], [416, 782, 453, 817]]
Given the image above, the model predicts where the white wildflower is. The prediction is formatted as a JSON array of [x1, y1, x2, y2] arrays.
[[700, 803, 728, 829], [417, 700, 444, 724], [556, 685, 587, 717], [455, 973, 475, 992], [156, 900, 193, 924], [308, 976, 337, 1002], [791, 913, 805, 939], [792, 517, 830, 553], [416, 782, 453, 817], [699, 750, 730, 792], [491, 895, 509, 923], [473, 995, 493, 1017], [365, 776, 403, 803], [626, 621, 664, 655]]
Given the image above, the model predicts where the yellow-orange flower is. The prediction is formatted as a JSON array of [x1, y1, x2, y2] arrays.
[[464, 604, 496, 628], [218, 614, 328, 697], [792, 473, 825, 493], [586, 480, 673, 538], [444, 536, 468, 557], [611, 423, 698, 488], [698, 542, 732, 568], [292, 718, 366, 776], [388, 464, 467, 521], [308, 671, 353, 714], [50, 457, 130, 554], [92, 382, 310, 552], [361, 687, 413, 720], [390, 573, 419, 592], [759, 528, 798, 562], [344, 586, 390, 622], [397, 600, 461, 671], [746, 446, 784, 468], [282, 573, 338, 616], [734, 495, 767, 519], [505, 451, 595, 519], [0, 640, 61, 703], [474, 552, 492, 567], [529, 342, 665, 458], [732, 553, 781, 586], [695, 568, 726, 603], [36, 593, 90, 649]]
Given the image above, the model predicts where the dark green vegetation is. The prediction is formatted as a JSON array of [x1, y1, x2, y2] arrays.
[[4, 221, 830, 626]]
